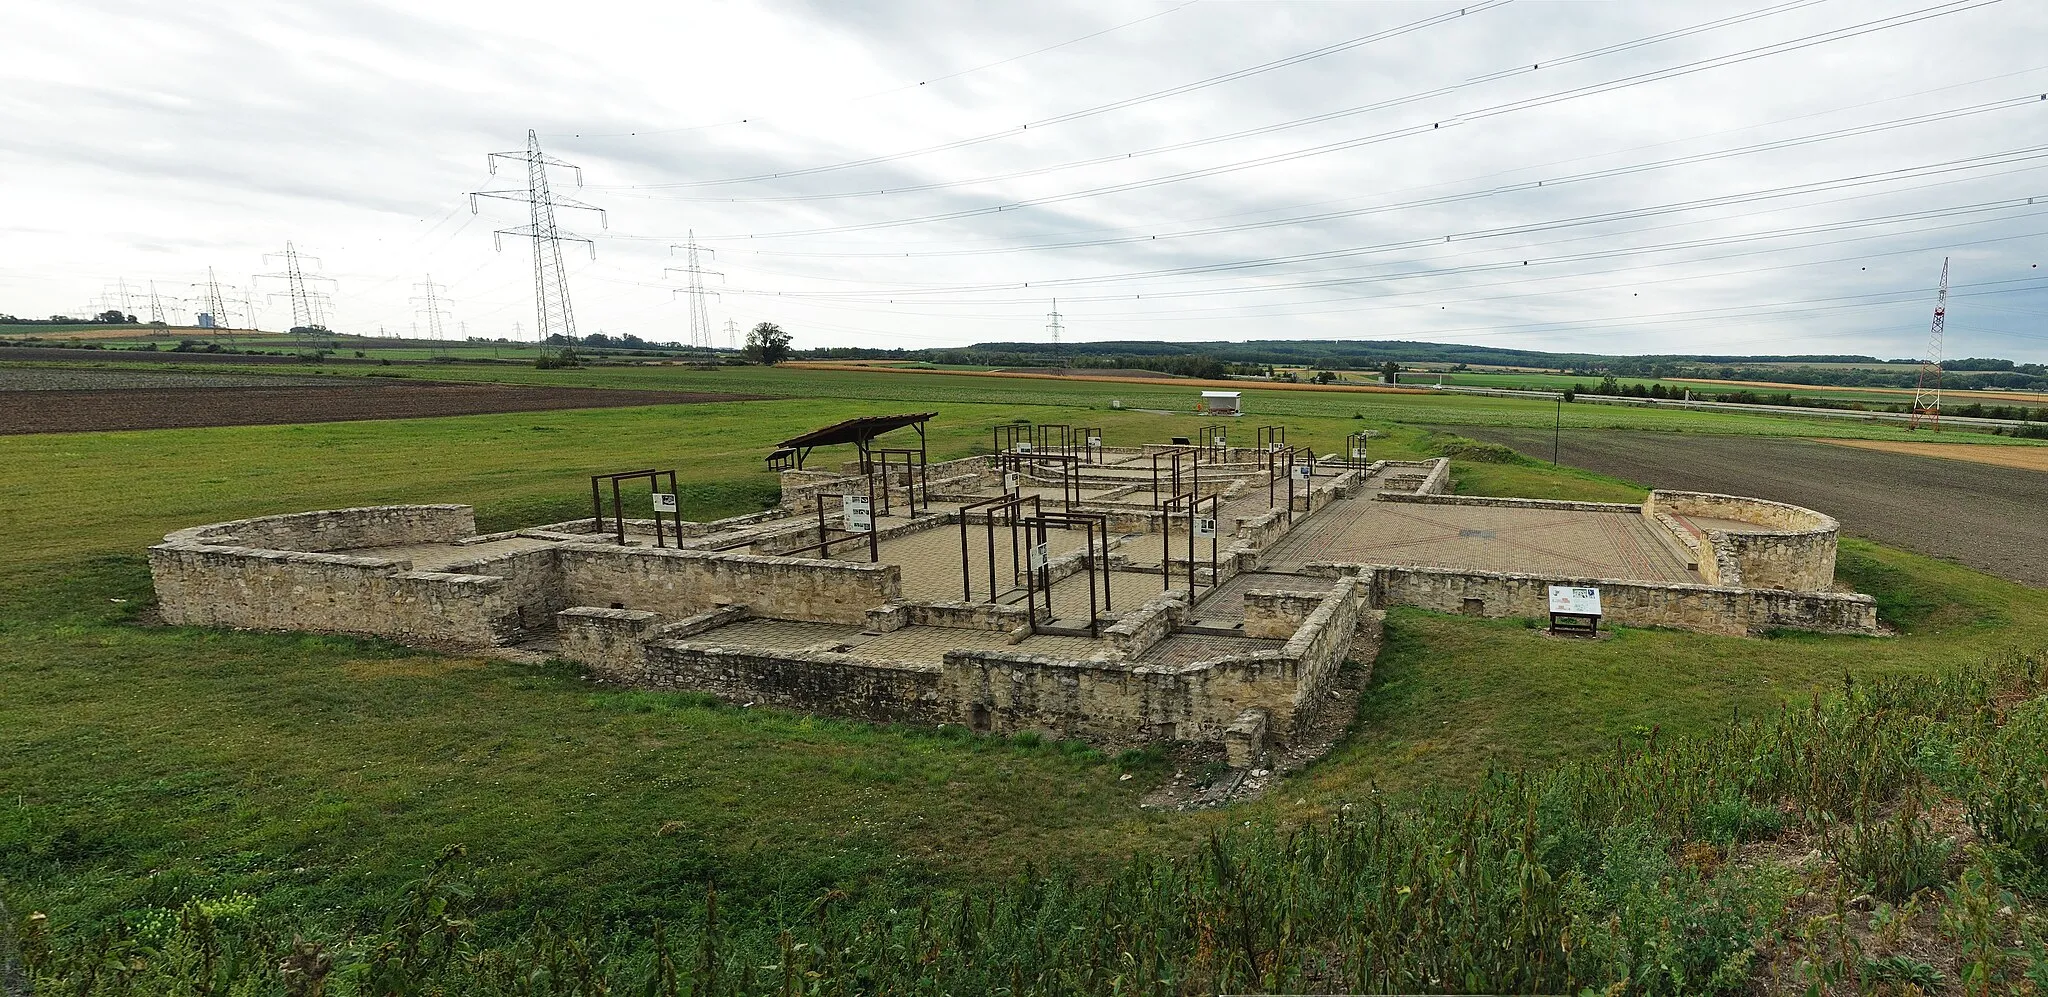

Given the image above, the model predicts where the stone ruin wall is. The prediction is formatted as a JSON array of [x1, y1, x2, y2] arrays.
[[1644, 491, 1840, 591], [560, 577, 1375, 749]]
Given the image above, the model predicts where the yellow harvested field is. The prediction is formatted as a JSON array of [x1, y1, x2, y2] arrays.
[[1817, 438, 2048, 472]]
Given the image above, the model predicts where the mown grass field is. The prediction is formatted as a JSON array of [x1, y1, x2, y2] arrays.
[[4, 362, 2046, 968]]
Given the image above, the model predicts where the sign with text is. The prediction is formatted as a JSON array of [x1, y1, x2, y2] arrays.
[[1087, 436, 1101, 448], [1214, 436, 1228, 447], [1017, 440, 1033, 453], [843, 494, 873, 533], [1293, 464, 1312, 481], [1193, 516, 1217, 539], [1351, 447, 1367, 460], [1548, 585, 1602, 616], [1003, 471, 1020, 492], [1028, 541, 1049, 570], [651, 492, 678, 514]]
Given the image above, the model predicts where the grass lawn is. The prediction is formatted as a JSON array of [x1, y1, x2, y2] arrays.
[[5, 365, 2044, 945]]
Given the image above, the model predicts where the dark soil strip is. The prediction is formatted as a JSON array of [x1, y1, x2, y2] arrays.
[[0, 384, 769, 435], [1459, 428, 2048, 588]]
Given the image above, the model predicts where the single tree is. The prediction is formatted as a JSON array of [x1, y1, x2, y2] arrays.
[[746, 322, 793, 365], [1381, 361, 1400, 384]]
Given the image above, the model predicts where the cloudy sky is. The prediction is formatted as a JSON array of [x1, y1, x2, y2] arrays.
[[5, 0, 2048, 361]]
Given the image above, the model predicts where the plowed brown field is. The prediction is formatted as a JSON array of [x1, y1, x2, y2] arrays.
[[1819, 438, 2048, 473], [0, 381, 765, 434], [1462, 428, 2048, 587]]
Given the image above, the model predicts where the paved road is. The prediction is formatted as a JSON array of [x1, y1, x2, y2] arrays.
[[1460, 429, 2048, 587]]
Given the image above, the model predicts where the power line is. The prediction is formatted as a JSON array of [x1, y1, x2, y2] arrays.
[[629, 2, 1510, 190], [607, 0, 1833, 203], [469, 129, 607, 347], [691, 0, 2003, 241], [1046, 298, 1064, 368]]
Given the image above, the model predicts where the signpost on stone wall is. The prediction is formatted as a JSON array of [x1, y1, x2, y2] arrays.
[[1548, 584, 1603, 636]]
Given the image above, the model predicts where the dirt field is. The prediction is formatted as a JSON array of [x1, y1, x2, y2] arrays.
[[1819, 437, 2048, 473], [0, 378, 766, 434], [1461, 428, 2048, 587], [1683, 377, 2048, 406]]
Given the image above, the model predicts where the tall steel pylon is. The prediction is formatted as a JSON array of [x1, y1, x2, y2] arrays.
[[1046, 298, 1065, 369], [412, 275, 452, 340], [1909, 257, 1950, 431], [97, 278, 138, 317], [189, 267, 242, 336], [723, 317, 739, 350], [666, 230, 721, 348], [469, 130, 605, 348], [257, 241, 336, 344], [143, 280, 174, 325]]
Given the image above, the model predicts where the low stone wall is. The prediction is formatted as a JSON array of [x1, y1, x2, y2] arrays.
[[1377, 493, 1640, 513], [1306, 562, 1879, 636], [1243, 587, 1333, 639], [557, 545, 899, 626], [642, 642, 945, 724], [168, 505, 474, 553], [1101, 589, 1188, 657], [1645, 491, 1840, 591], [148, 543, 515, 645]]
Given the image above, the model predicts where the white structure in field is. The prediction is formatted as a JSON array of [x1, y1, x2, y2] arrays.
[[1200, 390, 1241, 415]]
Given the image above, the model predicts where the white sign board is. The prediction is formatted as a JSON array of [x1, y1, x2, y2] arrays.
[[1003, 471, 1020, 492], [1293, 464, 1312, 481], [1214, 436, 1227, 447], [1351, 447, 1367, 460], [1269, 443, 1283, 453], [1028, 541, 1049, 570], [1017, 440, 1032, 453], [1193, 516, 1217, 539], [1111, 399, 1122, 409], [651, 492, 678, 514], [1087, 435, 1102, 448], [843, 494, 873, 533], [1548, 585, 1602, 616]]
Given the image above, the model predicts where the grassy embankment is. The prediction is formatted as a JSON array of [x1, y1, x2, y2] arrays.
[[3, 365, 2044, 992]]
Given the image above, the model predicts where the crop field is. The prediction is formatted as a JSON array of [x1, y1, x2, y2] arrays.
[[4, 362, 2045, 993]]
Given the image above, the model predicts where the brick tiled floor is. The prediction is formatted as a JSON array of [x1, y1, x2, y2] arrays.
[[1140, 634, 1284, 667], [1262, 501, 1696, 583], [692, 618, 866, 649]]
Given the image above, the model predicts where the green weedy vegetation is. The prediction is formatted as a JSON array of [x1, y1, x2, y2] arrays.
[[9, 654, 2047, 994]]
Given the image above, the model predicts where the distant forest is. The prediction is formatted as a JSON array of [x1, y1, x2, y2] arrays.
[[802, 340, 2048, 391]]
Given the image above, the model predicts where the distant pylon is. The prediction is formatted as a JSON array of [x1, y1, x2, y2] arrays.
[[98, 278, 138, 316], [190, 267, 238, 334], [411, 274, 452, 340], [1909, 257, 1950, 431], [1046, 298, 1065, 370], [724, 317, 739, 349], [666, 231, 722, 348], [144, 281, 171, 324], [257, 241, 336, 344], [469, 129, 606, 348]]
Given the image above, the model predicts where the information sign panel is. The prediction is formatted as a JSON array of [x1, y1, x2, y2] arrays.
[[1193, 516, 1217, 539], [1293, 464, 1311, 481], [651, 493, 678, 513], [1028, 541, 1049, 570], [843, 494, 873, 533], [1003, 471, 1020, 492], [1548, 585, 1602, 615]]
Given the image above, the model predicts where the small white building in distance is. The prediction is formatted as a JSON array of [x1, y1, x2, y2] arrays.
[[1200, 390, 1242, 415]]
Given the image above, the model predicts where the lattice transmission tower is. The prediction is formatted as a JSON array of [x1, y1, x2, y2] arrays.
[[412, 275, 452, 340], [469, 130, 605, 349], [1046, 298, 1064, 370], [1909, 257, 1950, 431], [144, 281, 176, 325], [97, 278, 139, 318], [257, 241, 336, 345], [189, 267, 244, 336], [666, 231, 721, 348], [724, 317, 739, 350]]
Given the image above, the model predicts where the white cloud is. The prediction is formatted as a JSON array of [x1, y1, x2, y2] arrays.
[[2, 0, 2044, 361]]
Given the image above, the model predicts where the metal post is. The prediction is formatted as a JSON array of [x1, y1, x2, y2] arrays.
[[611, 478, 625, 545], [590, 475, 603, 532], [867, 472, 880, 562], [1553, 395, 1562, 467], [651, 473, 665, 549]]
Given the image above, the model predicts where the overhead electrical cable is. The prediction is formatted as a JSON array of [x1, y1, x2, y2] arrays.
[[603, 0, 1834, 202], [689, 0, 2004, 240]]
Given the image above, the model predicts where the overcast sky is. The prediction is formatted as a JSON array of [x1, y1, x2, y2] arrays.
[[5, 0, 2048, 361]]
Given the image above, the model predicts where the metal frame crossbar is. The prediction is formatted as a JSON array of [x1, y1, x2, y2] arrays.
[[1149, 446, 1202, 510], [1075, 426, 1105, 463], [1345, 431, 1371, 469], [779, 477, 881, 562], [590, 469, 682, 547], [870, 447, 930, 518], [958, 492, 1039, 602], [1256, 424, 1287, 454], [1161, 491, 1222, 600], [1019, 510, 1113, 636]]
